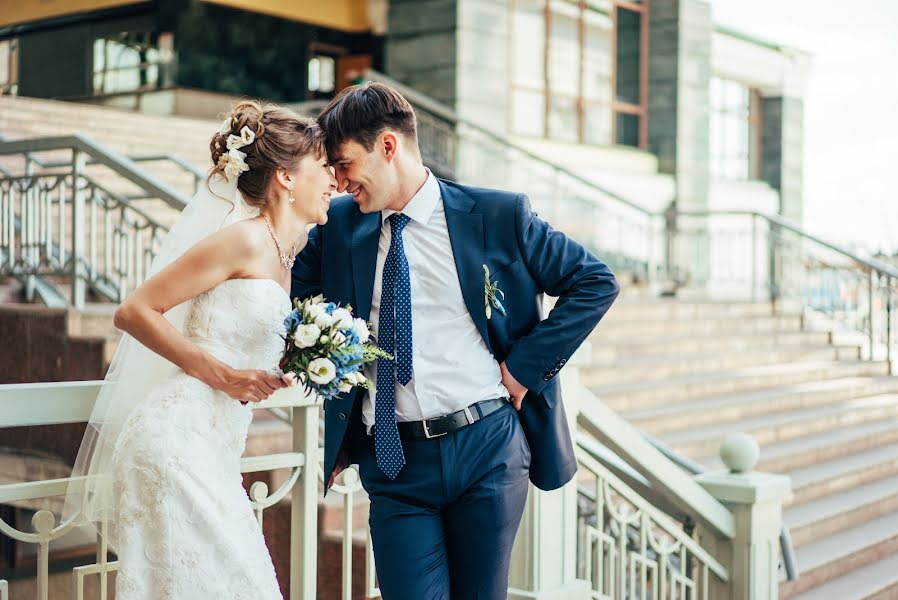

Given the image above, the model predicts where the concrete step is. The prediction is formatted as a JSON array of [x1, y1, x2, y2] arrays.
[[780, 513, 898, 598], [584, 345, 860, 387], [785, 474, 898, 547], [592, 312, 804, 337], [592, 360, 890, 412], [589, 329, 833, 362], [626, 376, 898, 436], [788, 539, 898, 600], [699, 419, 898, 474], [660, 393, 898, 458], [786, 443, 898, 507]]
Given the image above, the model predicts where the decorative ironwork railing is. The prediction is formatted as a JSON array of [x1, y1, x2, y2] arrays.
[[0, 136, 190, 309], [576, 450, 728, 599]]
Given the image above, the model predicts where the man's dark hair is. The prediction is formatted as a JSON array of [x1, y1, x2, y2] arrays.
[[317, 82, 418, 158]]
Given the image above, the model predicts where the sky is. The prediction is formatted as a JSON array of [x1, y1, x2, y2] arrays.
[[710, 0, 898, 255]]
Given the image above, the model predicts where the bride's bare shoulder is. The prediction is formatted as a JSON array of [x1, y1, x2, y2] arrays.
[[208, 218, 268, 258]]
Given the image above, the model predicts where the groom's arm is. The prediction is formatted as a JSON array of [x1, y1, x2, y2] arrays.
[[503, 194, 620, 396], [291, 224, 323, 300]]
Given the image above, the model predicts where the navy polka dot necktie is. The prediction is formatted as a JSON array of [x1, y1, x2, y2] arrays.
[[375, 213, 413, 479]]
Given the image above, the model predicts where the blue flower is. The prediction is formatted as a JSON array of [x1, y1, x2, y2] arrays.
[[283, 309, 301, 332]]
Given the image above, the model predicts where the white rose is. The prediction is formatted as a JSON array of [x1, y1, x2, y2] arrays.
[[292, 324, 321, 349], [228, 148, 248, 169], [223, 161, 241, 180], [311, 294, 325, 304], [333, 332, 347, 346], [351, 318, 370, 343], [239, 126, 256, 146], [223, 148, 249, 180], [314, 311, 334, 329], [339, 380, 353, 393], [331, 308, 353, 330], [307, 358, 337, 385], [226, 134, 243, 150], [349, 371, 367, 385], [218, 116, 234, 134]]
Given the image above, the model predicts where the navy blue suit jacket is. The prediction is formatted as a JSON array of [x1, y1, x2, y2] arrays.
[[291, 179, 619, 492]]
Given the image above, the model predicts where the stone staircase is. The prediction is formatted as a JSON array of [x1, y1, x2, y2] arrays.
[[586, 295, 898, 599]]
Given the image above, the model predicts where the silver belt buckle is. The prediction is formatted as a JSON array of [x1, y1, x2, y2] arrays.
[[422, 419, 448, 439]]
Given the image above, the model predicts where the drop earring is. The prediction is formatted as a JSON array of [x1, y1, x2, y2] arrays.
[[288, 183, 295, 203]]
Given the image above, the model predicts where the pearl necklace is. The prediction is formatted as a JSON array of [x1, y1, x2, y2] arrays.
[[262, 214, 296, 270]]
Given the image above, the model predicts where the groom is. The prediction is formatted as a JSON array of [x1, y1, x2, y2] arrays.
[[292, 82, 619, 599]]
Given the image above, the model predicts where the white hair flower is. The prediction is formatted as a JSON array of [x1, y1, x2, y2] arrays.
[[217, 121, 256, 180], [226, 134, 244, 150], [239, 126, 256, 146], [219, 116, 235, 135], [221, 148, 249, 180]]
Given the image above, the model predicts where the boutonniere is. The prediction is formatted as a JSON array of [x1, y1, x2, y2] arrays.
[[483, 264, 507, 320]]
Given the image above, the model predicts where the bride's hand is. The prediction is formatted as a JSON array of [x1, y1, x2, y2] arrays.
[[216, 368, 287, 403]]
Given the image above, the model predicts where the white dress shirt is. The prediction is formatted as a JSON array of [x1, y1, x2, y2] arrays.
[[362, 171, 508, 429]]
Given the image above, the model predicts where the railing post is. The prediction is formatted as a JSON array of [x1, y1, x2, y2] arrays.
[[645, 216, 656, 288], [696, 433, 791, 600], [663, 203, 677, 285], [507, 339, 591, 599], [868, 269, 875, 361], [886, 276, 892, 374], [751, 213, 758, 302], [290, 400, 319, 600], [768, 221, 780, 312], [71, 149, 87, 310]]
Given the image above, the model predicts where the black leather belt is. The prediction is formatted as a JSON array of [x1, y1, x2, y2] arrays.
[[396, 397, 510, 440]]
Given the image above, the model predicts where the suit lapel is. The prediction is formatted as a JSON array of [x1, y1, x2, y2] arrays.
[[351, 209, 381, 320], [440, 181, 491, 352]]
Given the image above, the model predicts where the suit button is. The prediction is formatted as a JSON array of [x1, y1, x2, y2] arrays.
[[560, 359, 567, 365], [543, 375, 551, 381], [339, 412, 347, 420]]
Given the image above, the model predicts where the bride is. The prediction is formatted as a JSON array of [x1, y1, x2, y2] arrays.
[[64, 101, 337, 598]]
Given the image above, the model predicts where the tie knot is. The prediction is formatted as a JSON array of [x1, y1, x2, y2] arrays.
[[388, 213, 410, 235]]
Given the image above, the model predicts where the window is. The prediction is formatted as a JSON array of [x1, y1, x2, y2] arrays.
[[0, 38, 19, 96], [710, 76, 762, 180], [510, 0, 546, 137], [509, 0, 648, 148], [307, 56, 336, 94], [93, 32, 174, 96]]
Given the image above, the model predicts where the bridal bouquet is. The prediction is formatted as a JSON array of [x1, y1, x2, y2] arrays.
[[280, 295, 391, 401]]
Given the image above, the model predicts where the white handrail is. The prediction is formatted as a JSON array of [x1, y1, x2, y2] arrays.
[[576, 382, 736, 539]]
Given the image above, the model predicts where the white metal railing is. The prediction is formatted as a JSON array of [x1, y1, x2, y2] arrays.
[[0, 381, 380, 600], [0, 135, 189, 309], [576, 450, 728, 599]]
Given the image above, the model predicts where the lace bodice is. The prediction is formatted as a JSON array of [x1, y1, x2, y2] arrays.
[[183, 278, 291, 372]]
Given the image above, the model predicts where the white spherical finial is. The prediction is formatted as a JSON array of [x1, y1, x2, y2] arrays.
[[720, 432, 760, 473]]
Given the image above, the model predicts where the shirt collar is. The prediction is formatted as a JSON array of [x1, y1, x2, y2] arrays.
[[381, 169, 440, 225]]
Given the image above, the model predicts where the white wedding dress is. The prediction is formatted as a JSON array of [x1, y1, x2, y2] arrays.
[[110, 278, 290, 599]]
